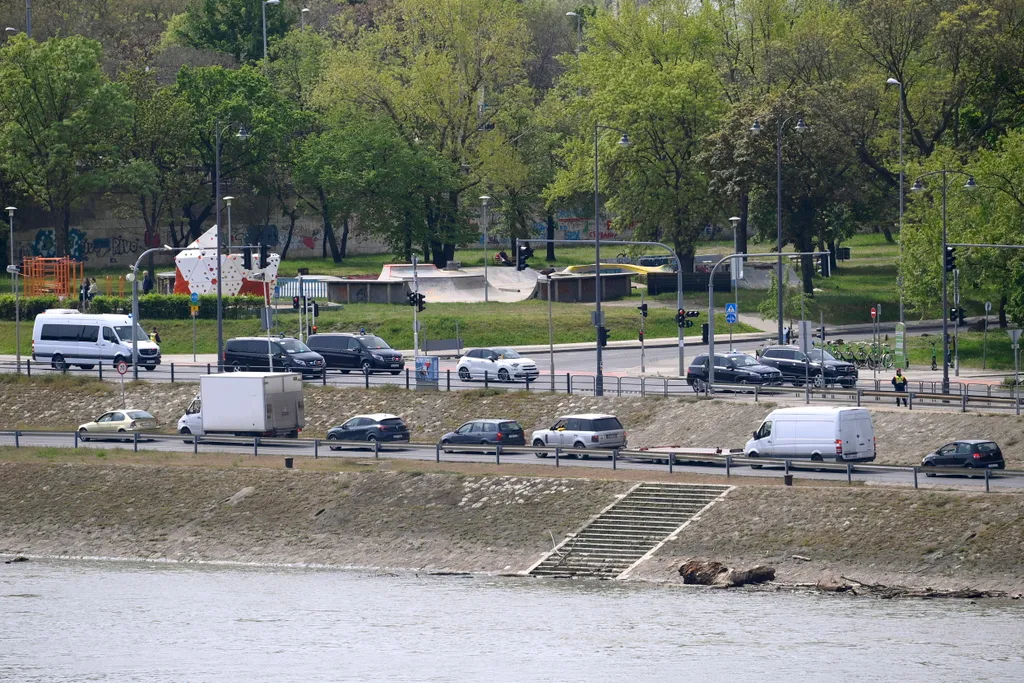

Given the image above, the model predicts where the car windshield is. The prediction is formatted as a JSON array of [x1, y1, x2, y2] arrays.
[[499, 421, 522, 432], [380, 418, 406, 428], [127, 411, 154, 420], [493, 348, 521, 359], [591, 417, 623, 431], [807, 349, 837, 362], [113, 324, 149, 343], [729, 355, 760, 367], [279, 339, 312, 354], [359, 336, 391, 350]]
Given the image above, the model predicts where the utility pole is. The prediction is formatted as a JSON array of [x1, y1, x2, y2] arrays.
[[412, 255, 420, 356]]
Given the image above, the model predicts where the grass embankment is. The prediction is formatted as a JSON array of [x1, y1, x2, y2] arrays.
[[906, 330, 1019, 371], [0, 301, 755, 355]]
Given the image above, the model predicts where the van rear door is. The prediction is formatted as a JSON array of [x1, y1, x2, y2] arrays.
[[838, 411, 872, 460]]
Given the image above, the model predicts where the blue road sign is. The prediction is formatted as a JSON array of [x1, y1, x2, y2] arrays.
[[726, 312, 737, 325], [190, 292, 199, 304], [725, 302, 738, 315]]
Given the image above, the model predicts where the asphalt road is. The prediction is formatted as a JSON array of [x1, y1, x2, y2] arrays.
[[2, 431, 1018, 491]]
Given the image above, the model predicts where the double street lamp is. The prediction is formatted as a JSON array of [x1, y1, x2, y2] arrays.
[[5, 206, 19, 373], [263, 0, 280, 60], [910, 170, 977, 394], [750, 114, 808, 344], [215, 122, 251, 369], [592, 122, 631, 396], [886, 77, 906, 323]]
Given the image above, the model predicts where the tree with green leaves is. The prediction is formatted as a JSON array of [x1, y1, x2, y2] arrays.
[[173, 0, 296, 64], [0, 35, 129, 256]]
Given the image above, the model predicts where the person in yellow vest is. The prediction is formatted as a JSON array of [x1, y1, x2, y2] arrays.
[[150, 327, 162, 344], [891, 368, 908, 406]]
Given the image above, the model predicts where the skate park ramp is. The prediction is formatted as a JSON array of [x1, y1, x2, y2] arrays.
[[378, 264, 540, 303]]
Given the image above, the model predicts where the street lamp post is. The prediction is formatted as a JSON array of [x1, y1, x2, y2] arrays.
[[301, 7, 309, 30], [751, 114, 807, 344], [127, 246, 173, 379], [5, 206, 18, 373], [565, 11, 582, 49], [263, 0, 281, 61], [593, 122, 631, 396], [24, 0, 30, 38], [887, 78, 905, 323], [480, 195, 490, 303], [215, 122, 250, 370], [910, 171, 976, 394], [224, 196, 235, 250]]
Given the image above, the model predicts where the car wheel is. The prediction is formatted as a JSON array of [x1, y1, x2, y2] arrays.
[[361, 361, 373, 375], [52, 354, 68, 371], [574, 441, 589, 460], [78, 364, 94, 370], [78, 428, 88, 442], [748, 452, 762, 469], [498, 368, 511, 382], [144, 365, 156, 372], [112, 355, 125, 370], [693, 379, 707, 393], [367, 434, 378, 445], [441, 439, 452, 454], [117, 428, 128, 442], [179, 427, 192, 444], [327, 433, 340, 451], [924, 462, 936, 477], [534, 439, 548, 458], [231, 361, 244, 372], [813, 374, 825, 388], [458, 367, 471, 381]]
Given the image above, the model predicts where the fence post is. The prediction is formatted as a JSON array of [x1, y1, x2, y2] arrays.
[[314, 438, 319, 459], [913, 466, 918, 489], [365, 370, 370, 389], [725, 454, 731, 477], [555, 447, 560, 468], [641, 378, 646, 398], [961, 394, 967, 413], [496, 443, 501, 465], [484, 371, 489, 389], [612, 448, 617, 470], [74, 430, 78, 448], [170, 363, 175, 383], [754, 385, 759, 402], [668, 450, 673, 474], [374, 438, 380, 459], [435, 443, 441, 463], [14, 430, 19, 448], [566, 373, 571, 394], [406, 368, 410, 390], [847, 462, 852, 484], [909, 392, 914, 410], [253, 437, 259, 457], [322, 368, 327, 386], [664, 379, 668, 398], [207, 363, 211, 375], [985, 467, 991, 493], [99, 362, 103, 380], [856, 390, 862, 407], [193, 433, 198, 454], [26, 359, 30, 377], [133, 431, 139, 452], [446, 369, 451, 392]]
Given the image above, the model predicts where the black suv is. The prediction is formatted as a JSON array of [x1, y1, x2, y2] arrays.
[[687, 352, 784, 391], [306, 333, 404, 375], [223, 336, 325, 375], [757, 345, 858, 388]]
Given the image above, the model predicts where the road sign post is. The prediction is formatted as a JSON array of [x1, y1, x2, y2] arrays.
[[639, 292, 646, 374], [983, 301, 991, 369], [725, 303, 738, 352], [1010, 329, 1022, 416], [895, 323, 906, 370], [116, 360, 128, 408]]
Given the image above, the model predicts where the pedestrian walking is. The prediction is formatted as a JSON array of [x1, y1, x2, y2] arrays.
[[142, 271, 154, 295], [891, 368, 908, 407], [150, 327, 161, 344]]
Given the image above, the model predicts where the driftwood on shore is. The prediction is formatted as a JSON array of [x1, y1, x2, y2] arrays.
[[815, 576, 1006, 600], [679, 560, 776, 587]]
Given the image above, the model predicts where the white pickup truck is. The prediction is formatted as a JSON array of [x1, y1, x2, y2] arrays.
[[177, 372, 305, 438]]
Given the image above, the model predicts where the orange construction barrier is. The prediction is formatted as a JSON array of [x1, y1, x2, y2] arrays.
[[22, 257, 84, 299]]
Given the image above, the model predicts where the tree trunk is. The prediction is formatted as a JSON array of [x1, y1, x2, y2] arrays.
[[737, 192, 749, 254], [317, 189, 341, 263], [58, 205, 71, 258], [402, 216, 412, 263], [881, 224, 895, 243], [546, 212, 556, 261], [999, 293, 1008, 328], [828, 239, 838, 271], [324, 220, 342, 263], [280, 214, 296, 260], [673, 237, 695, 273], [340, 216, 350, 259]]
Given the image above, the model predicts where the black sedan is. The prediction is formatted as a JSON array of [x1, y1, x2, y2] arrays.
[[327, 413, 410, 449], [439, 419, 526, 453], [686, 352, 784, 392], [922, 440, 1005, 476]]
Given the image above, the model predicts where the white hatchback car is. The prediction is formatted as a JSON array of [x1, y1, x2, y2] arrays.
[[456, 347, 539, 383], [531, 414, 627, 458]]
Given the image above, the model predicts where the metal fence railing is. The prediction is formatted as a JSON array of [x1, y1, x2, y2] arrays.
[[1, 429, 1019, 493]]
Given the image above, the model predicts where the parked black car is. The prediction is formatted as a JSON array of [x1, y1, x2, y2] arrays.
[[922, 440, 1005, 475], [686, 353, 784, 391], [758, 346, 858, 388], [326, 413, 410, 449], [223, 336, 325, 375], [307, 333, 404, 375], [439, 419, 526, 452]]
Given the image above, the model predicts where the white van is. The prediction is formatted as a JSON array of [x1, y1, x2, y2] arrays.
[[744, 407, 875, 465], [32, 310, 161, 371]]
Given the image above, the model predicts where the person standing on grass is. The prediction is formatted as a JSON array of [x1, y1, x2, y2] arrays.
[[891, 368, 908, 407], [150, 327, 161, 344]]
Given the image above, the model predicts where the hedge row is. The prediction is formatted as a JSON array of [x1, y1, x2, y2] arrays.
[[0, 294, 265, 320]]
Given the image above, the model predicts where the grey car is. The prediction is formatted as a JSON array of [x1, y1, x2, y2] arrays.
[[439, 419, 526, 453]]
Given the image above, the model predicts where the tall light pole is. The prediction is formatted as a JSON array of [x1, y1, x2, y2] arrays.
[[566, 11, 582, 49], [751, 114, 808, 344], [215, 122, 250, 370], [301, 7, 309, 30], [5, 206, 18, 373], [224, 196, 235, 250], [480, 195, 490, 303], [887, 77, 905, 324], [24, 0, 30, 38], [910, 171, 976, 394], [263, 0, 281, 61], [127, 246, 174, 379], [593, 123, 631, 396]]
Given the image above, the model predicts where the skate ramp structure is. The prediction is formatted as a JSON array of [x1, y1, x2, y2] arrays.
[[378, 264, 540, 303]]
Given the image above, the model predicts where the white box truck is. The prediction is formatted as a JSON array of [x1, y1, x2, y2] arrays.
[[177, 372, 304, 438], [744, 407, 875, 465]]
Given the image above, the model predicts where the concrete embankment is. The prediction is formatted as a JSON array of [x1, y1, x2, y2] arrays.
[[1, 459, 1021, 593], [2, 377, 1023, 468]]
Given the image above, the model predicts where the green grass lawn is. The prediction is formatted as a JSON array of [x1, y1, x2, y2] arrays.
[[0, 300, 755, 355], [907, 330, 1019, 371]]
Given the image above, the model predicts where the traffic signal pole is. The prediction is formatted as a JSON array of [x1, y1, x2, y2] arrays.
[[412, 255, 420, 356]]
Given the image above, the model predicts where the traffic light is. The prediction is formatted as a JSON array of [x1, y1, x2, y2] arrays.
[[258, 242, 268, 270], [597, 326, 610, 347], [311, 299, 320, 316], [814, 326, 826, 342], [949, 307, 958, 323], [683, 320, 694, 328], [407, 292, 416, 307], [945, 246, 957, 272], [685, 310, 700, 318], [242, 246, 252, 270], [676, 308, 685, 326], [414, 292, 426, 312], [292, 296, 300, 310], [638, 303, 648, 318], [516, 243, 531, 271], [638, 330, 644, 342]]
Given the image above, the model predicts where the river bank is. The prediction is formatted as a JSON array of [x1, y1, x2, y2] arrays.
[[1, 376, 1023, 469], [1, 459, 1021, 594]]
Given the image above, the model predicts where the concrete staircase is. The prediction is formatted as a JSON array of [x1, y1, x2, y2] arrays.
[[528, 483, 731, 580]]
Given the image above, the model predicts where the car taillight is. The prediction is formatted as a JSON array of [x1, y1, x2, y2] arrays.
[[222, 352, 227, 360], [835, 439, 843, 455], [130, 421, 136, 428], [973, 452, 982, 459], [591, 435, 599, 443], [496, 432, 503, 441], [623, 431, 628, 438]]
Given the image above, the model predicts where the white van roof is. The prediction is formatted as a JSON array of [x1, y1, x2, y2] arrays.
[[37, 311, 134, 323], [766, 407, 870, 417]]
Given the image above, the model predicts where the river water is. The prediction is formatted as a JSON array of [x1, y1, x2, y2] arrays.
[[1, 560, 1021, 682]]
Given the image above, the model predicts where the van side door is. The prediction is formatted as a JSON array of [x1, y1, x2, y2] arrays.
[[101, 327, 119, 361]]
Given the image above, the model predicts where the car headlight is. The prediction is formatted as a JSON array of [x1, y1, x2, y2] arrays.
[[372, 353, 384, 361], [511, 362, 519, 367], [293, 359, 306, 365]]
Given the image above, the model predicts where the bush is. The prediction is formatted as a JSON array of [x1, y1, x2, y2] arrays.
[[0, 294, 265, 320]]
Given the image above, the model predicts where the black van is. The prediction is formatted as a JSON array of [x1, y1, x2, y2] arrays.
[[306, 333, 404, 375], [223, 336, 325, 375]]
